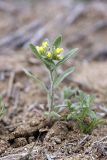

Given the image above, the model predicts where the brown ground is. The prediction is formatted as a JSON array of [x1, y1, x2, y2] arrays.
[[0, 0, 107, 159]]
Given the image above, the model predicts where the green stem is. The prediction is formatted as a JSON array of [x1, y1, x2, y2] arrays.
[[50, 71, 54, 111], [47, 70, 54, 114]]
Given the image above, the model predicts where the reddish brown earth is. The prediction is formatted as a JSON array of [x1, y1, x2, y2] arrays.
[[0, 0, 107, 159]]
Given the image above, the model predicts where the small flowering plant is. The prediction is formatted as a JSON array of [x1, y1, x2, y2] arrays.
[[24, 36, 78, 120]]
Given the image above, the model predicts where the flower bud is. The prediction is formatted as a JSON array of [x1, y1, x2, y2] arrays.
[[42, 41, 49, 48], [36, 46, 44, 54], [47, 52, 52, 58], [54, 48, 64, 54], [56, 55, 63, 60]]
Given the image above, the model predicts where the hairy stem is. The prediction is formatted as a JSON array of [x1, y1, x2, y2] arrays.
[[48, 70, 54, 114], [50, 71, 54, 111]]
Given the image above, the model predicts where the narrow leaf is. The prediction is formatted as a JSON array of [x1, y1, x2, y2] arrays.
[[89, 111, 97, 119], [56, 48, 78, 68], [53, 67, 75, 88], [23, 69, 48, 93], [44, 111, 61, 120], [0, 97, 5, 117], [30, 44, 55, 70], [44, 59, 56, 71], [30, 44, 42, 60], [53, 36, 62, 49]]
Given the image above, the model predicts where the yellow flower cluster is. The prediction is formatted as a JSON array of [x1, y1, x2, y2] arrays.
[[36, 41, 63, 61]]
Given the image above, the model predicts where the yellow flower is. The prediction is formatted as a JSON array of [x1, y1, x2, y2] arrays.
[[36, 46, 44, 54], [54, 48, 64, 54], [42, 41, 49, 48], [56, 55, 63, 60], [36, 46, 39, 51], [36, 43, 63, 61], [47, 52, 52, 58], [53, 55, 63, 60]]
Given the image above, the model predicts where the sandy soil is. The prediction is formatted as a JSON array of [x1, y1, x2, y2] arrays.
[[0, 0, 107, 159]]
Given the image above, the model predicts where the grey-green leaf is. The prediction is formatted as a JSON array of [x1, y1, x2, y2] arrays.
[[30, 44, 42, 60], [0, 97, 5, 117], [30, 44, 55, 71], [23, 69, 48, 93], [44, 59, 56, 71], [56, 48, 78, 67], [53, 67, 75, 88], [89, 111, 97, 119], [53, 36, 62, 49], [44, 111, 61, 120]]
